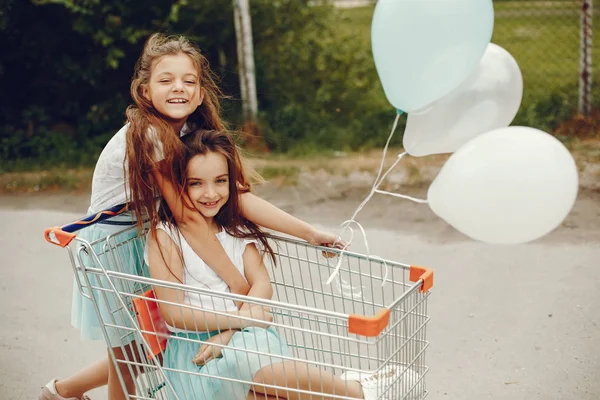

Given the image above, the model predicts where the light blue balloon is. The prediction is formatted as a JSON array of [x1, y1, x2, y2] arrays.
[[372, 0, 494, 112]]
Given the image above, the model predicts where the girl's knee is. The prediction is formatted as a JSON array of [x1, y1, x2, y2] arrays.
[[251, 367, 274, 393], [108, 344, 142, 379], [251, 363, 299, 389], [252, 368, 268, 384]]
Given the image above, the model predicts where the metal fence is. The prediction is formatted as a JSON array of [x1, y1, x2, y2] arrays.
[[330, 0, 597, 118], [493, 0, 595, 117]]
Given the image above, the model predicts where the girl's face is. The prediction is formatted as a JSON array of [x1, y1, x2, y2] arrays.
[[186, 151, 230, 219], [144, 53, 205, 131]]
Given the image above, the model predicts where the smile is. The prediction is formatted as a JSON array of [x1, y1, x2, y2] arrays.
[[167, 98, 189, 104], [201, 201, 220, 208]]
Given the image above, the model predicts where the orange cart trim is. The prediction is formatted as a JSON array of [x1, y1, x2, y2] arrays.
[[132, 289, 169, 357], [409, 265, 434, 293], [348, 308, 390, 337], [44, 227, 76, 248]]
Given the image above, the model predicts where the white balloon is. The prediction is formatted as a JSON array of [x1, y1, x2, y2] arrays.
[[404, 43, 523, 157], [428, 127, 578, 244], [371, 0, 494, 112]]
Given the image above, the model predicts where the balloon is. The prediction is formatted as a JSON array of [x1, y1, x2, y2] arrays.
[[404, 43, 523, 157], [371, 0, 494, 112], [428, 127, 579, 244]]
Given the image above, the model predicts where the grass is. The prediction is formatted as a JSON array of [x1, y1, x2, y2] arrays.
[[336, 2, 600, 107], [494, 12, 599, 106], [0, 169, 93, 194], [2, 136, 599, 194], [255, 165, 301, 186], [495, 1, 580, 10], [2, 2, 599, 190]]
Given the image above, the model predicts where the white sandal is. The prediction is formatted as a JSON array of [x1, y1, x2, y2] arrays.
[[340, 365, 421, 400], [39, 379, 91, 400]]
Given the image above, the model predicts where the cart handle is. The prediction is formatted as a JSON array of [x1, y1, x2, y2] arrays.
[[409, 265, 434, 293], [348, 265, 433, 337], [44, 203, 129, 247]]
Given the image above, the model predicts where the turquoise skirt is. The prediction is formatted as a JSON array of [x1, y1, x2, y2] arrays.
[[164, 328, 291, 400], [71, 218, 148, 347]]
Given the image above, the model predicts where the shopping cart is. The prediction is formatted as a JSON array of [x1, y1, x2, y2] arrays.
[[45, 205, 433, 400]]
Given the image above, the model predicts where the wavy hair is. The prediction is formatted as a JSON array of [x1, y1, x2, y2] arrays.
[[157, 130, 275, 281], [125, 33, 226, 234]]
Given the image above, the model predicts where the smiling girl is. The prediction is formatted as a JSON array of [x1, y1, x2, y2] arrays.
[[147, 129, 401, 400], [41, 33, 339, 400]]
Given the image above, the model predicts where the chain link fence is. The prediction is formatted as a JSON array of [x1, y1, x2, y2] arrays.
[[493, 1, 596, 117], [329, 0, 598, 132]]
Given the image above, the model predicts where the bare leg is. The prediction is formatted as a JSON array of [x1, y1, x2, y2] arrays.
[[251, 361, 363, 400], [246, 392, 280, 400], [107, 342, 143, 400], [53, 341, 147, 399], [54, 358, 109, 398]]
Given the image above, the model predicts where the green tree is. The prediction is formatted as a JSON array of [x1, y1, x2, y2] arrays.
[[251, 0, 393, 152], [0, 0, 394, 170]]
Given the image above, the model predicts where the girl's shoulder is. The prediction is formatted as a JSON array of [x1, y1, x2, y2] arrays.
[[220, 230, 260, 256], [153, 221, 183, 248]]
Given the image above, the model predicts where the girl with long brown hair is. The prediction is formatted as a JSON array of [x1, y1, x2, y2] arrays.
[[146, 130, 401, 400], [41, 33, 338, 400], [147, 129, 402, 400]]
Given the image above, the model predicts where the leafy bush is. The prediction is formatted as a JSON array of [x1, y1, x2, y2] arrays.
[[251, 1, 398, 152], [514, 82, 600, 136], [1, 0, 593, 172]]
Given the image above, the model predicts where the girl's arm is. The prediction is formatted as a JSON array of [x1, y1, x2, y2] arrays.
[[152, 168, 250, 297], [147, 228, 270, 331], [239, 192, 338, 246], [239, 243, 273, 311], [191, 244, 272, 367]]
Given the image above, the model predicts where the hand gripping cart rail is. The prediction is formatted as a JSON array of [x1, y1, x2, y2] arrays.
[[45, 204, 433, 400]]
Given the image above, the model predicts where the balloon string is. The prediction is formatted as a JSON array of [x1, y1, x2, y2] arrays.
[[326, 113, 402, 288], [375, 189, 428, 204], [348, 113, 401, 223]]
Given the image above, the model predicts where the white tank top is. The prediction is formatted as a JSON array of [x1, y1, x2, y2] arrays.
[[89, 123, 191, 220], [144, 222, 257, 333]]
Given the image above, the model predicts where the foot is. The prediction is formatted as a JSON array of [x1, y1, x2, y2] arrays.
[[39, 379, 91, 400], [340, 365, 421, 400]]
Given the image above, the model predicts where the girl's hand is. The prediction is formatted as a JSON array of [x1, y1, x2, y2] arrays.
[[306, 228, 337, 246], [193, 330, 236, 366], [239, 305, 273, 329], [307, 228, 346, 258]]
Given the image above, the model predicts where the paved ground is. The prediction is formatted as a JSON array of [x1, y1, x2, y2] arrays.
[[1, 186, 599, 399]]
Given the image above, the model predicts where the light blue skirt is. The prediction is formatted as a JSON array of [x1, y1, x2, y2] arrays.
[[164, 328, 291, 400], [71, 218, 148, 347]]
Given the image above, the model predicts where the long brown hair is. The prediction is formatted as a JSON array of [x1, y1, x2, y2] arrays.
[[158, 129, 275, 271], [125, 33, 226, 233]]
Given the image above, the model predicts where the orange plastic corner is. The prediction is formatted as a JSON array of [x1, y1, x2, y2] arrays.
[[132, 289, 169, 358], [409, 265, 434, 293], [348, 308, 390, 337], [44, 227, 76, 248]]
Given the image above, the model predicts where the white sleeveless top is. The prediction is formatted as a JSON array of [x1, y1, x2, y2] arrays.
[[144, 222, 257, 332], [89, 123, 192, 215]]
